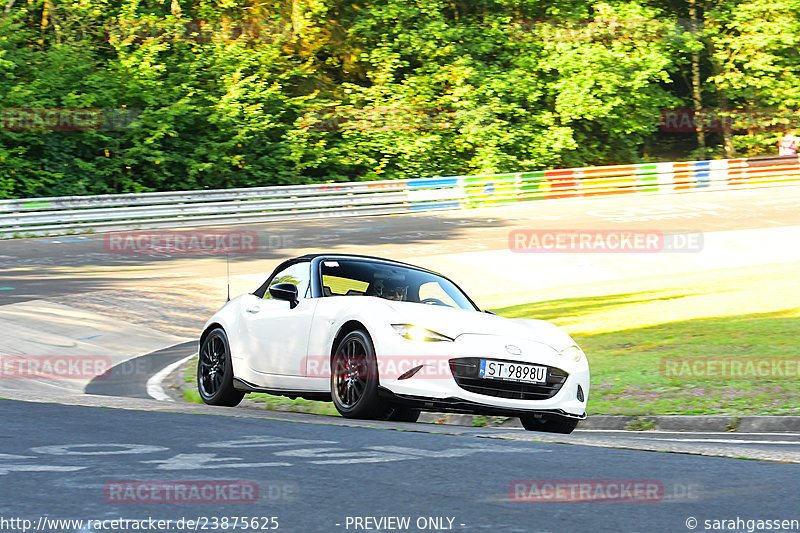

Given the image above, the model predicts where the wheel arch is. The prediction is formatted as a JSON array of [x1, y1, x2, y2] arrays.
[[200, 322, 225, 347]]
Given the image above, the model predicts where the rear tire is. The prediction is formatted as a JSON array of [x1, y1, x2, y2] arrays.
[[331, 330, 386, 419], [197, 328, 245, 407], [519, 413, 580, 434]]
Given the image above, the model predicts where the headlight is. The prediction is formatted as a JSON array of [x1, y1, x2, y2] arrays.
[[559, 345, 584, 362], [392, 324, 453, 342]]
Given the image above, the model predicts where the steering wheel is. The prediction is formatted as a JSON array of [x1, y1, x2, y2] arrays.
[[420, 298, 448, 306]]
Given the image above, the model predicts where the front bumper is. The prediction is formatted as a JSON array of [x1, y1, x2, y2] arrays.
[[378, 388, 587, 419], [374, 329, 590, 417]]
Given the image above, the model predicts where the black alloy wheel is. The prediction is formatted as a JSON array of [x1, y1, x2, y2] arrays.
[[331, 330, 386, 419], [197, 328, 245, 407]]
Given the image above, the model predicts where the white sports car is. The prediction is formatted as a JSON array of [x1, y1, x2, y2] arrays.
[[198, 254, 589, 433]]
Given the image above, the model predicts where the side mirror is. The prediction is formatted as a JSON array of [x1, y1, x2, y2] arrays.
[[269, 282, 299, 309]]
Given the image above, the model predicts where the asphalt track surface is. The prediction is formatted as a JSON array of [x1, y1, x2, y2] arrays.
[[2, 185, 800, 307], [1, 398, 800, 533], [2, 185, 800, 532], [85, 341, 196, 399]]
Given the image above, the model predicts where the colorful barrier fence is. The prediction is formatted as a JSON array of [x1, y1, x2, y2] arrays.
[[1, 154, 799, 237]]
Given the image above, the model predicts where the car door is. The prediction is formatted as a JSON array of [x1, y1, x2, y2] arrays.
[[239, 261, 317, 377]]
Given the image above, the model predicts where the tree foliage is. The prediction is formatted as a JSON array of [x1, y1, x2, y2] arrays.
[[0, 0, 797, 198]]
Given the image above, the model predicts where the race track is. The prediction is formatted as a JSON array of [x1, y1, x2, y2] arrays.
[[1, 396, 800, 532], [2, 185, 800, 532]]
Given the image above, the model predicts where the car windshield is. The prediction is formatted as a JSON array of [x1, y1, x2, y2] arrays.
[[320, 259, 477, 311]]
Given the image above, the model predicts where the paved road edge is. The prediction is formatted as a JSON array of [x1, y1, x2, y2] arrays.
[[162, 358, 800, 434]]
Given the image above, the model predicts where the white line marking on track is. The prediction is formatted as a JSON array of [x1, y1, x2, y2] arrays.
[[198, 436, 337, 448], [273, 447, 416, 464], [142, 453, 291, 470], [645, 438, 800, 445], [32, 443, 169, 455], [573, 430, 800, 437], [146, 352, 197, 401]]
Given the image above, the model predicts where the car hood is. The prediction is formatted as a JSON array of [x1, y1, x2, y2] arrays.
[[381, 300, 575, 351]]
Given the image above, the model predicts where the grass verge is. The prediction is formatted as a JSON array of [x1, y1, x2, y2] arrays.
[[497, 261, 800, 416], [183, 359, 339, 415]]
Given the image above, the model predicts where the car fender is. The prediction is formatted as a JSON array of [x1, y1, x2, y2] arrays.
[[200, 295, 248, 368]]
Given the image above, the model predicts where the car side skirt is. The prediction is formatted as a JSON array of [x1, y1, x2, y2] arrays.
[[233, 377, 332, 402]]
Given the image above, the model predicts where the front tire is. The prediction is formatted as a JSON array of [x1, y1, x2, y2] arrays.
[[519, 413, 580, 434], [331, 330, 386, 419], [197, 328, 244, 407]]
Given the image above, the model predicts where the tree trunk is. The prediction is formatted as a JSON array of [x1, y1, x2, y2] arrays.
[[706, 41, 735, 158], [689, 0, 706, 155], [716, 93, 735, 157]]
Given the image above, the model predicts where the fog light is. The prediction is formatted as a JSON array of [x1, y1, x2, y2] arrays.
[[577, 385, 585, 402]]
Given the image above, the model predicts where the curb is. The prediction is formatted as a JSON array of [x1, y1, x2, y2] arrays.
[[169, 362, 800, 433], [420, 413, 800, 433]]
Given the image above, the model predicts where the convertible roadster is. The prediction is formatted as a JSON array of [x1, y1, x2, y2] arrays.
[[197, 253, 589, 433]]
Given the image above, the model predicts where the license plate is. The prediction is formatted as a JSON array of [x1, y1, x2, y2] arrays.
[[479, 360, 547, 384]]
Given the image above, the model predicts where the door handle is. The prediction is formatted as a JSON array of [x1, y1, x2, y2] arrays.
[[245, 306, 261, 314]]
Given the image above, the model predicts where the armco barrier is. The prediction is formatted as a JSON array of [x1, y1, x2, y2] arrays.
[[1, 154, 799, 238]]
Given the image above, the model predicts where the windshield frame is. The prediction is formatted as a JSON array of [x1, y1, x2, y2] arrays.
[[311, 255, 480, 311]]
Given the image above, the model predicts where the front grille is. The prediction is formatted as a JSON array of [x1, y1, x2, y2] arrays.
[[449, 358, 568, 400]]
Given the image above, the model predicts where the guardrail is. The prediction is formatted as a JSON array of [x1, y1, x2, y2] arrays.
[[2, 154, 799, 238]]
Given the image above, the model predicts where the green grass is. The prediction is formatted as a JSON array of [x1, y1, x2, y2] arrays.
[[471, 415, 489, 427], [496, 261, 800, 416], [184, 358, 338, 415], [470, 416, 509, 427], [184, 388, 203, 404], [627, 418, 656, 431], [245, 393, 340, 415], [181, 261, 800, 417]]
